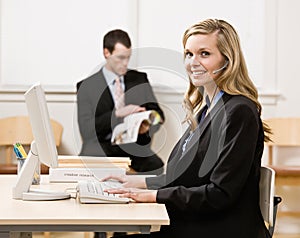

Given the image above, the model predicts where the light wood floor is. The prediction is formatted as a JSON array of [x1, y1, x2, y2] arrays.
[[33, 232, 130, 238], [32, 232, 300, 238], [274, 235, 300, 238], [32, 216, 300, 238], [33, 232, 90, 238]]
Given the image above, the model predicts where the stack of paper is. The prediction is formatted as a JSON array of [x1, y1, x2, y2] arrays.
[[49, 155, 131, 182]]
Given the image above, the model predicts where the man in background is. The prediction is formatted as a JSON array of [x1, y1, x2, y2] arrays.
[[77, 29, 165, 176]]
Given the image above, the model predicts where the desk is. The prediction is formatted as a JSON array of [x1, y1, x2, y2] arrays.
[[0, 175, 169, 238]]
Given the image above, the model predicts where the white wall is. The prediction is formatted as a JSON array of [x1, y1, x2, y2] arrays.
[[0, 0, 138, 88], [275, 0, 300, 117], [0, 0, 265, 89]]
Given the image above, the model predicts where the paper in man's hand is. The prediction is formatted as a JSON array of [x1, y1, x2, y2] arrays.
[[111, 110, 161, 145]]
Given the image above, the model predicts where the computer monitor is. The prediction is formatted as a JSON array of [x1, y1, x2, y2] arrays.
[[12, 82, 70, 200]]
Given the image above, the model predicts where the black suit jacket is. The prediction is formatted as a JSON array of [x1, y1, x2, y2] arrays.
[[76, 68, 164, 157], [146, 93, 270, 238]]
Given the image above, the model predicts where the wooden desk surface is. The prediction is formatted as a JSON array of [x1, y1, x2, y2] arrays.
[[0, 175, 169, 230]]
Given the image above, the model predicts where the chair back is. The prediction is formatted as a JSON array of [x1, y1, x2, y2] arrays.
[[0, 116, 63, 173], [266, 117, 300, 146], [265, 118, 300, 164]]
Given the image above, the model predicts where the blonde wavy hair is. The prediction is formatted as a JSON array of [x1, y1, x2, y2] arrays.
[[182, 19, 271, 142]]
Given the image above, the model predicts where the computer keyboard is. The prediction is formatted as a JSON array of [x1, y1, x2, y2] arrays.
[[77, 180, 130, 203]]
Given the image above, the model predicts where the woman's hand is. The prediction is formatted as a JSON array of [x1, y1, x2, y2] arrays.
[[101, 175, 147, 189], [105, 187, 157, 203]]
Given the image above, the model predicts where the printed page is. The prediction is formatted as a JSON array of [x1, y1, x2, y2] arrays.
[[111, 110, 159, 145]]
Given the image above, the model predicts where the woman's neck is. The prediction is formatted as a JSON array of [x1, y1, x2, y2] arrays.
[[205, 84, 219, 102]]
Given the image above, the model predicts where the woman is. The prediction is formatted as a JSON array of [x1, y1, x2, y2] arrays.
[[105, 19, 272, 238]]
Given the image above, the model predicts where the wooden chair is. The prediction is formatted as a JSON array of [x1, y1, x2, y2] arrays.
[[0, 116, 63, 174], [265, 117, 300, 219]]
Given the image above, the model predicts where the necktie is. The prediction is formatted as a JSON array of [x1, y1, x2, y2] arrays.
[[114, 77, 125, 109]]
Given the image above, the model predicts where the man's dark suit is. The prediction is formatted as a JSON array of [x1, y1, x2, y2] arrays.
[[143, 93, 271, 238], [77, 68, 165, 175]]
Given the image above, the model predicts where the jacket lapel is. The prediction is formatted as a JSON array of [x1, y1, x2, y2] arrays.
[[171, 93, 232, 179]]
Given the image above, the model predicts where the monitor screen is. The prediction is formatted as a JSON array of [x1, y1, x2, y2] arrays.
[[12, 82, 70, 200], [24, 83, 58, 167]]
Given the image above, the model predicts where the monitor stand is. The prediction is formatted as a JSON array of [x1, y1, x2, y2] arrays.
[[12, 141, 71, 201]]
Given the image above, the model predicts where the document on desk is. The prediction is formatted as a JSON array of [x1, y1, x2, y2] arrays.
[[49, 167, 126, 182]]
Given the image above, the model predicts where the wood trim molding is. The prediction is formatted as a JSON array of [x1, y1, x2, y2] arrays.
[[0, 84, 281, 105]]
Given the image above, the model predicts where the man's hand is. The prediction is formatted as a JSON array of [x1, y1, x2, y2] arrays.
[[115, 104, 146, 118]]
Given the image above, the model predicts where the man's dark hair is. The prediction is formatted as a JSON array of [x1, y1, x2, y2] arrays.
[[103, 29, 131, 53]]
